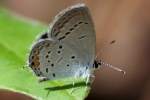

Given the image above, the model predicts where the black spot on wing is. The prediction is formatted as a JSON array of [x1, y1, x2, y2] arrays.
[[69, 28, 74, 31], [54, 31, 60, 37], [84, 22, 88, 24], [37, 74, 40, 76], [74, 24, 78, 27], [78, 35, 86, 39], [57, 21, 89, 41], [71, 56, 75, 59], [78, 22, 83, 24], [51, 64, 54, 67], [31, 56, 34, 59], [59, 45, 63, 49], [67, 64, 69, 66], [48, 51, 51, 54], [58, 36, 66, 41], [65, 32, 71, 35], [52, 73, 56, 77], [46, 68, 48, 73], [45, 55, 49, 58], [31, 62, 35, 66], [57, 51, 61, 54], [52, 10, 82, 37]]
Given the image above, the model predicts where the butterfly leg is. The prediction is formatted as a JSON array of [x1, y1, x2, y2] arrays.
[[83, 74, 95, 93], [70, 77, 77, 94], [85, 72, 95, 85], [85, 74, 90, 85], [38, 77, 49, 82], [89, 74, 95, 84], [84, 74, 90, 93]]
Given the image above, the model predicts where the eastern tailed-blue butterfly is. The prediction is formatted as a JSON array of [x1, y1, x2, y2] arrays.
[[28, 3, 125, 83]]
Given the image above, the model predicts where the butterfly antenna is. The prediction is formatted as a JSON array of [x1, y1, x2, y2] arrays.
[[98, 60, 126, 75], [95, 40, 126, 75]]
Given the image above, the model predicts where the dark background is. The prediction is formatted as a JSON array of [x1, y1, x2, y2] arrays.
[[0, 0, 150, 100]]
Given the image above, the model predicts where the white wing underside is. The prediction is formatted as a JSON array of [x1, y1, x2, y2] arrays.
[[29, 3, 96, 80]]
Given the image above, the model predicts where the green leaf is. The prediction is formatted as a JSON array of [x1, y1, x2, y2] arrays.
[[0, 8, 90, 100]]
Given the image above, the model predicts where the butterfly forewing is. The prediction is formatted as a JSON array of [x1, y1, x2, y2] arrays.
[[49, 3, 95, 69]]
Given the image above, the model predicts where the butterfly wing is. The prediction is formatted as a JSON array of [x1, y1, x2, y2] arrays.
[[48, 3, 96, 77], [29, 38, 93, 80], [29, 3, 96, 80]]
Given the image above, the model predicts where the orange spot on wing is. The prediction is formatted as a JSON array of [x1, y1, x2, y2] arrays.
[[32, 49, 40, 68]]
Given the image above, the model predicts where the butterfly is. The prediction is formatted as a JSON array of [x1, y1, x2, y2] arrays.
[[28, 3, 124, 84]]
